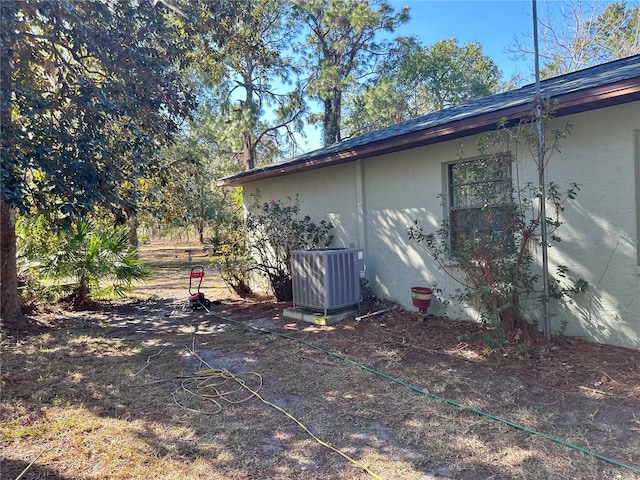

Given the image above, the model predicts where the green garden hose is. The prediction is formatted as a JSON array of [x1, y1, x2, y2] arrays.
[[208, 310, 640, 475]]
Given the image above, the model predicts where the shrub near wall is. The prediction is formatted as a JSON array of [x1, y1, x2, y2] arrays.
[[244, 192, 334, 302], [409, 113, 586, 341]]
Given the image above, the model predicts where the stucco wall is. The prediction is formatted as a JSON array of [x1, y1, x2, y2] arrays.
[[541, 105, 640, 347], [244, 162, 363, 249], [361, 143, 460, 315], [242, 102, 640, 349]]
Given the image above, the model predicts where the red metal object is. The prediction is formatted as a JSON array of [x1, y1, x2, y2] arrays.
[[188, 265, 210, 310]]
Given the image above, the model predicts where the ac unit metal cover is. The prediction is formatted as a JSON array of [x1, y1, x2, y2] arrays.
[[291, 248, 364, 314]]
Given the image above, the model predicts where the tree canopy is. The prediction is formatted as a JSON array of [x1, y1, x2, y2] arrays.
[[344, 37, 502, 137], [198, 0, 305, 170], [510, 0, 640, 79], [1, 0, 204, 217], [0, 0, 234, 324], [292, 0, 409, 146]]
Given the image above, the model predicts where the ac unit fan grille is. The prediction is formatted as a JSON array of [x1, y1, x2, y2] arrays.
[[291, 248, 363, 313]]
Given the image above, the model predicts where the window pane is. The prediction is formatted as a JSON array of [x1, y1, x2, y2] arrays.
[[448, 155, 513, 254]]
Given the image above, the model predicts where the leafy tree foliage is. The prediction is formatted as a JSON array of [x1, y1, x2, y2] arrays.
[[19, 219, 149, 308], [292, 0, 409, 146], [0, 0, 234, 326], [147, 122, 238, 244], [592, 2, 640, 59], [345, 37, 501, 137], [212, 191, 335, 301], [198, 0, 306, 170], [211, 204, 255, 298], [2, 1, 198, 214]]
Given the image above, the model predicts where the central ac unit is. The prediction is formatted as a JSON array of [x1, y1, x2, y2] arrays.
[[291, 248, 364, 314]]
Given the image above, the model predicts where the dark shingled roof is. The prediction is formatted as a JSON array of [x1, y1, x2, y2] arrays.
[[218, 55, 640, 187]]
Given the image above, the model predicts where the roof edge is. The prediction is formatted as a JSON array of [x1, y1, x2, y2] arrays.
[[218, 73, 640, 187]]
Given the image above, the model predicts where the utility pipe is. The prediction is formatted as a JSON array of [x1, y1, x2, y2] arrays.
[[355, 309, 388, 321], [532, 0, 552, 340]]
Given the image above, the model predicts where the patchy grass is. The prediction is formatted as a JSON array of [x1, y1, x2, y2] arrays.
[[2, 241, 640, 479]]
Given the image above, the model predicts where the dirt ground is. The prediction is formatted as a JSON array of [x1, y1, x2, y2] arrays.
[[2, 242, 640, 480]]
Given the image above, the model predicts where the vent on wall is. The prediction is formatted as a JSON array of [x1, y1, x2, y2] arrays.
[[291, 248, 364, 314]]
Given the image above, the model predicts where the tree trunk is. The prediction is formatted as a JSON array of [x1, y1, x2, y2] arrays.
[[1, 202, 27, 329], [323, 88, 342, 146], [271, 273, 293, 302], [242, 66, 257, 170], [127, 213, 139, 248], [0, 4, 27, 329], [195, 218, 205, 244], [243, 131, 255, 170]]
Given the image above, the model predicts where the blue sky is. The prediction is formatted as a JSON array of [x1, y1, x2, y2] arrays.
[[390, 0, 536, 80]]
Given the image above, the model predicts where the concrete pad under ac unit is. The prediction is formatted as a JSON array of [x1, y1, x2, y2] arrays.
[[283, 306, 357, 326]]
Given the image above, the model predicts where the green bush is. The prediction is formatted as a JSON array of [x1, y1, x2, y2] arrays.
[[409, 110, 586, 340], [211, 219, 254, 297], [245, 193, 334, 301]]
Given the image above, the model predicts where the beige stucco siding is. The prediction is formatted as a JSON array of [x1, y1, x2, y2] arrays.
[[359, 143, 456, 312], [540, 104, 640, 347], [243, 102, 640, 349], [244, 162, 362, 248]]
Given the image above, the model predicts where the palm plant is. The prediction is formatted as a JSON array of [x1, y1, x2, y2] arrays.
[[33, 220, 149, 307]]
